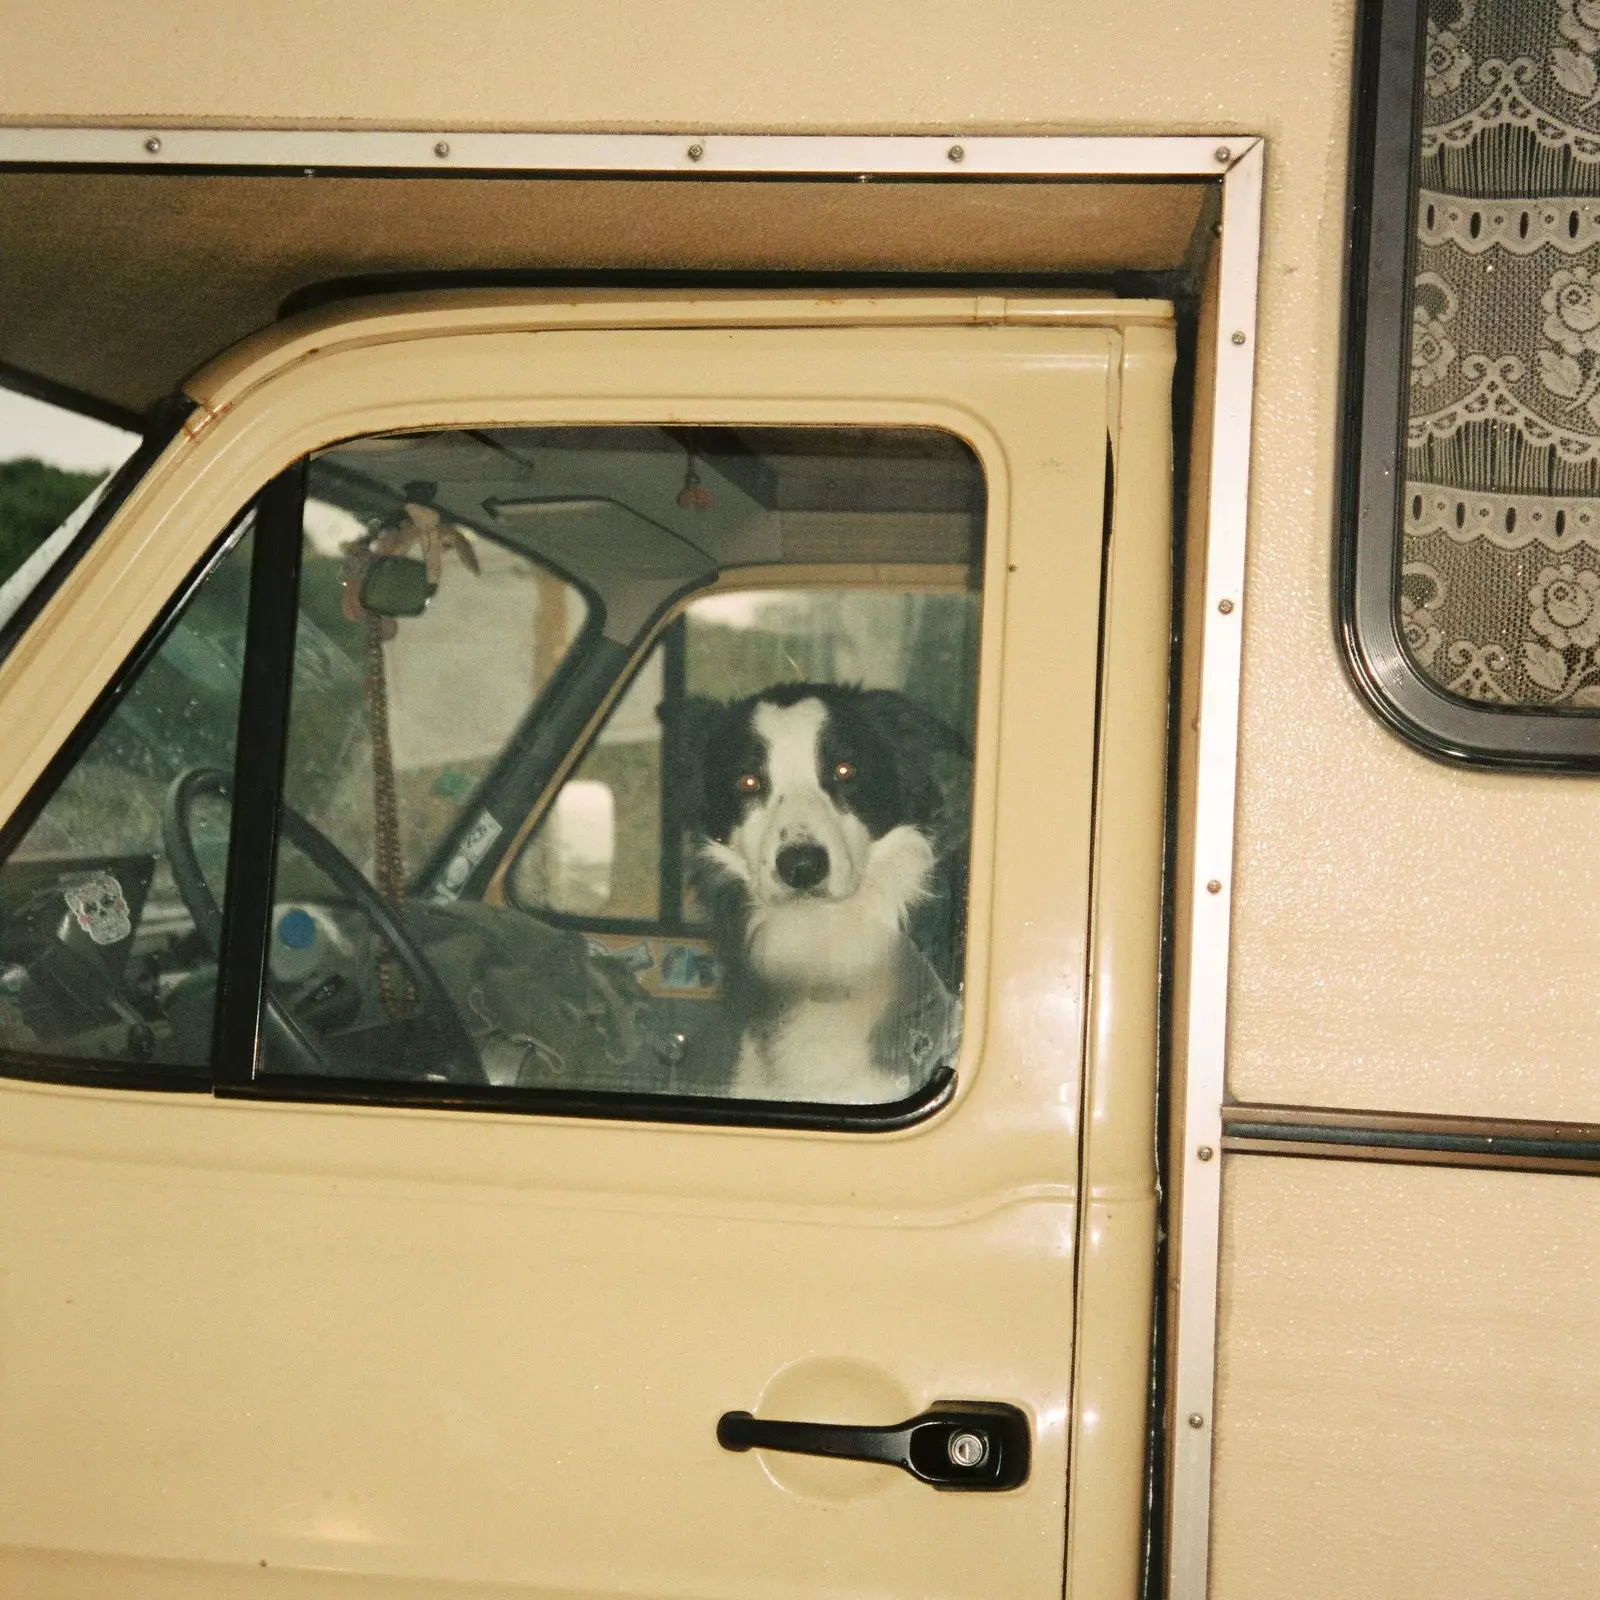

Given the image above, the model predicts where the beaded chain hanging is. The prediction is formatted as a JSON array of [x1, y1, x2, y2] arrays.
[[341, 489, 481, 1018]]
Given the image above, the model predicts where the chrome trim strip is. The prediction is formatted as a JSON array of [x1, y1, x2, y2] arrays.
[[1222, 1102, 1600, 1142], [1166, 138, 1263, 1600], [0, 126, 1242, 177]]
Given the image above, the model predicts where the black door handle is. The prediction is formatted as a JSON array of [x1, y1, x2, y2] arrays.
[[716, 1401, 1029, 1491]]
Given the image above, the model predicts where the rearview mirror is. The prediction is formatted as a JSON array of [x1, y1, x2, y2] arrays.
[[360, 555, 435, 617]]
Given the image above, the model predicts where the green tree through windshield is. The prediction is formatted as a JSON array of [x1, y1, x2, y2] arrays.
[[0, 459, 102, 585]]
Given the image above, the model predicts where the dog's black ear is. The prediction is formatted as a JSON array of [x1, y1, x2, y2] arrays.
[[854, 689, 973, 854], [658, 692, 727, 832]]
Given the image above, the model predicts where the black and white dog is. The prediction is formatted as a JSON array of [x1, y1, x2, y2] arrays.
[[670, 683, 971, 1103]]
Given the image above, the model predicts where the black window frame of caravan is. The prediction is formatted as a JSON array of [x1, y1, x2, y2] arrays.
[[1340, 0, 1600, 769]]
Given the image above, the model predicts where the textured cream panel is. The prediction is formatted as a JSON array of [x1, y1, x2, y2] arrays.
[[1211, 1158, 1600, 1600], [0, 1, 1326, 135]]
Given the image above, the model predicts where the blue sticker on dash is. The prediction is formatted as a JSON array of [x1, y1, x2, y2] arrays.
[[659, 945, 719, 990]]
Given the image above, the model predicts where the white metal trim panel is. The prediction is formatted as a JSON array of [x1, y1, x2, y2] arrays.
[[1166, 138, 1263, 1600], [0, 127, 1243, 177]]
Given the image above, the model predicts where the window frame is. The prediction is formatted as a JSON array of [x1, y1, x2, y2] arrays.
[[1340, 0, 1600, 767], [241, 454, 985, 1128], [245, 434, 986, 1130], [190, 432, 985, 1126]]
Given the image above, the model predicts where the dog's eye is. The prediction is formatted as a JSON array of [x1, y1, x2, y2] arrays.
[[832, 760, 857, 782], [736, 772, 762, 795]]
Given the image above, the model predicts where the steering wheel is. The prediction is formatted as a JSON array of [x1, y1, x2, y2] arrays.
[[162, 767, 487, 1085]]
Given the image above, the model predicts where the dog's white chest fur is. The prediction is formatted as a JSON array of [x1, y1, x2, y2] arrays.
[[731, 978, 910, 1104]]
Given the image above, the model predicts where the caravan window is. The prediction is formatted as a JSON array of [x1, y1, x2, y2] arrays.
[[1344, 0, 1600, 764]]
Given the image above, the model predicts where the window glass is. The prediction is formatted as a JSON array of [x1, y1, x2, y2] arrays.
[[1344, 0, 1600, 761], [282, 474, 589, 879], [514, 645, 664, 922], [261, 425, 983, 1115], [0, 517, 252, 1071], [1400, 0, 1600, 708]]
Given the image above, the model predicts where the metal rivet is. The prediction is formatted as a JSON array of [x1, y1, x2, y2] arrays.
[[1231, 330, 1247, 346], [948, 1430, 987, 1467], [948, 143, 965, 163], [1206, 879, 1222, 895], [1188, 1412, 1206, 1429], [1197, 1146, 1215, 1162], [144, 136, 162, 155], [686, 142, 705, 162], [433, 140, 451, 159], [1218, 597, 1234, 614], [1213, 146, 1231, 164]]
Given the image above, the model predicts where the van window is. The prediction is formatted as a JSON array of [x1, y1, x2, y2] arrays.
[[255, 426, 983, 1113], [0, 515, 253, 1075]]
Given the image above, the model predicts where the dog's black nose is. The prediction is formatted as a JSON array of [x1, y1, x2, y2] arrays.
[[776, 841, 830, 891]]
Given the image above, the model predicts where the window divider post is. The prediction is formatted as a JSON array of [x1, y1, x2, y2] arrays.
[[211, 462, 307, 1087]]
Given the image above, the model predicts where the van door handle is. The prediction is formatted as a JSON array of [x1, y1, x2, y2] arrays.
[[716, 1401, 1029, 1490]]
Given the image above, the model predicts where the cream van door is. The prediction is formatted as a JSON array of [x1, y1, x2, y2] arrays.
[[0, 310, 1125, 1599]]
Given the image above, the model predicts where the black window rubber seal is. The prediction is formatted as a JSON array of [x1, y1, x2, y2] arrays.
[[214, 1062, 958, 1134], [210, 463, 307, 1088], [1339, 0, 1600, 768]]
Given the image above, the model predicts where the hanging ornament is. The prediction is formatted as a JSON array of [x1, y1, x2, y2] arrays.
[[677, 450, 712, 512], [340, 486, 481, 637]]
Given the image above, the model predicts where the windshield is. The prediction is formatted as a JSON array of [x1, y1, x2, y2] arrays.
[[282, 481, 591, 883]]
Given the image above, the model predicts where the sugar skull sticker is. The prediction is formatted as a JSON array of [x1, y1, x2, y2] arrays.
[[64, 873, 132, 946]]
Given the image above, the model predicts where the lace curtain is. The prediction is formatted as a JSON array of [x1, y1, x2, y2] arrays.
[[1406, 0, 1600, 704]]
